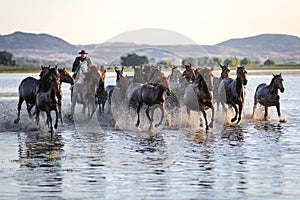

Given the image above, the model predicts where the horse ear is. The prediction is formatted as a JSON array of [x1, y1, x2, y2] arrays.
[[273, 74, 275, 77], [279, 73, 282, 76]]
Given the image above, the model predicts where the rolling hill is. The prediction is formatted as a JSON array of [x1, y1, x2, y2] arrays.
[[0, 31, 300, 66]]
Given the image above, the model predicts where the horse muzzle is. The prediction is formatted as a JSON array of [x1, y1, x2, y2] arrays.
[[280, 88, 285, 93], [243, 79, 248, 85]]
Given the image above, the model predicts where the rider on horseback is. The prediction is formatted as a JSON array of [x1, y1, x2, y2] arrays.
[[72, 50, 92, 80]]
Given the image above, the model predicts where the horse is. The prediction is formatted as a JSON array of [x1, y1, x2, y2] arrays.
[[213, 64, 230, 111], [218, 66, 248, 124], [183, 68, 214, 131], [35, 74, 61, 133], [95, 69, 107, 114], [127, 76, 171, 131], [252, 73, 285, 121], [14, 66, 60, 124], [71, 65, 101, 119]]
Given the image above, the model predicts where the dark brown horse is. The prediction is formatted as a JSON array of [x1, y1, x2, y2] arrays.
[[95, 69, 107, 114], [14, 66, 60, 124], [127, 76, 171, 131], [183, 69, 214, 131], [218, 66, 248, 124], [252, 73, 285, 121], [35, 74, 61, 133], [57, 68, 74, 124]]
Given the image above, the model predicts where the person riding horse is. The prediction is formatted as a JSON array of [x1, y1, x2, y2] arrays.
[[72, 50, 92, 80]]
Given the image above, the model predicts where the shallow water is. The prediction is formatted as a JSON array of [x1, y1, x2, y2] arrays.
[[0, 71, 300, 199]]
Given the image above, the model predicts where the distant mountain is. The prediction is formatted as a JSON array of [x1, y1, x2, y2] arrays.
[[215, 34, 300, 63], [0, 31, 74, 51], [0, 31, 300, 65]]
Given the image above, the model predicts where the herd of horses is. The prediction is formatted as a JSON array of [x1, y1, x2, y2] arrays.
[[13, 63, 285, 133]]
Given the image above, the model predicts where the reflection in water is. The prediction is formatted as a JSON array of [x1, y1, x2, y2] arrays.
[[17, 131, 64, 197], [221, 125, 245, 142]]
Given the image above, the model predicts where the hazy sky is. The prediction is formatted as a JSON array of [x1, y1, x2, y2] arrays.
[[0, 0, 299, 45]]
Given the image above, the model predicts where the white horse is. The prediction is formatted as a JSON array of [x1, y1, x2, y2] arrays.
[[75, 61, 88, 83]]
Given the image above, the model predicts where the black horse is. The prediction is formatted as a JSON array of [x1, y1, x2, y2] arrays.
[[252, 73, 285, 121], [218, 66, 248, 124], [35, 75, 61, 133], [127, 76, 171, 131], [14, 66, 60, 124]]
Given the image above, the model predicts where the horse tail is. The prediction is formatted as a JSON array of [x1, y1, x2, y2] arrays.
[[151, 104, 165, 128]]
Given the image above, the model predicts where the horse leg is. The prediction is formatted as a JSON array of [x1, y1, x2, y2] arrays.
[[276, 103, 282, 121], [221, 102, 226, 113], [145, 106, 153, 131], [47, 110, 53, 133], [264, 106, 268, 121], [35, 108, 40, 127], [231, 104, 238, 123], [14, 97, 24, 124], [136, 102, 142, 127], [252, 98, 258, 118], [58, 100, 63, 125], [201, 109, 209, 131], [153, 104, 164, 128], [209, 105, 214, 128], [26, 103, 35, 118], [54, 108, 58, 129], [216, 101, 220, 111], [237, 102, 243, 124]]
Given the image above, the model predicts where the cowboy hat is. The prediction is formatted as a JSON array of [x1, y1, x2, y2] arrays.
[[78, 50, 88, 54]]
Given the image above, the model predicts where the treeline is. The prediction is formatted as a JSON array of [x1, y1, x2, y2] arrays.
[[119, 53, 280, 68], [0, 50, 68, 67], [181, 56, 277, 67]]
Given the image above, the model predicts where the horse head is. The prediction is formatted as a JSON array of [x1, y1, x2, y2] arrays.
[[84, 65, 101, 86], [272, 73, 285, 93], [237, 66, 248, 86], [220, 63, 230, 79], [50, 75, 61, 103], [115, 66, 124, 82], [155, 76, 171, 95], [196, 67, 214, 91], [183, 64, 196, 82], [59, 67, 74, 85]]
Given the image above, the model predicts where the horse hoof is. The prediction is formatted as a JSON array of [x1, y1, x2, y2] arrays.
[[231, 118, 237, 123], [209, 123, 213, 128], [54, 124, 58, 129], [14, 119, 19, 124]]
